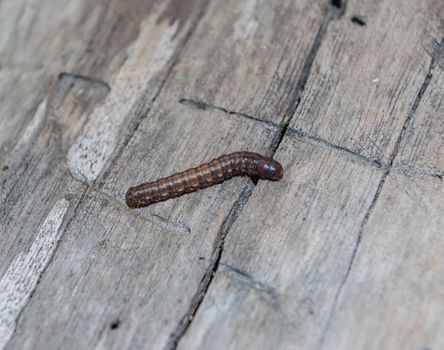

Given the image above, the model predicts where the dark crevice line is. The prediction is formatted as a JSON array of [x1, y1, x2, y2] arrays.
[[179, 98, 282, 132], [346, 59, 435, 281], [386, 68, 434, 168], [321, 59, 435, 344], [286, 127, 383, 169], [179, 99, 442, 180], [390, 166, 443, 181], [274, 1, 343, 154], [282, 13, 330, 122], [319, 169, 387, 346], [423, 37, 444, 71], [330, 0, 342, 10], [168, 2, 346, 349], [197, 257, 278, 301], [218, 263, 279, 303], [96, 0, 211, 190], [165, 181, 256, 350], [350, 15, 366, 26], [58, 72, 111, 92], [328, 0, 348, 17]]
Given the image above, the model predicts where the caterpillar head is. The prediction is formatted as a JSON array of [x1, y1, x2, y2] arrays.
[[257, 157, 284, 181]]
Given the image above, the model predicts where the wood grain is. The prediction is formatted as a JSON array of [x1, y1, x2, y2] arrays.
[[1, 0, 328, 347], [0, 0, 156, 164], [393, 67, 444, 177], [0, 1, 207, 349], [0, 198, 70, 349], [319, 60, 443, 350], [1, 0, 443, 349], [322, 173, 444, 350], [291, 0, 438, 163], [178, 135, 384, 350], [7, 104, 279, 349], [163, 0, 326, 124], [176, 0, 444, 349]]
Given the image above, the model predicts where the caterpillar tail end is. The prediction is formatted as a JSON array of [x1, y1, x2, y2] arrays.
[[125, 187, 139, 208]]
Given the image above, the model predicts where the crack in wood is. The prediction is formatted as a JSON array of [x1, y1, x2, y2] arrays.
[[286, 127, 384, 169], [179, 98, 282, 132], [218, 263, 279, 304], [179, 101, 441, 180], [267, 2, 342, 156], [320, 58, 436, 344], [167, 2, 348, 348], [422, 37, 444, 71], [165, 181, 256, 350], [58, 73, 111, 92], [196, 257, 279, 303], [390, 164, 443, 181], [350, 15, 367, 26], [282, 13, 331, 122]]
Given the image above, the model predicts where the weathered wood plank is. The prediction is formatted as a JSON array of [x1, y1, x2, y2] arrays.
[[291, 0, 439, 163], [393, 67, 444, 177], [7, 101, 278, 350], [168, 0, 326, 124], [177, 0, 444, 349], [178, 135, 384, 350], [2, 0, 442, 349], [66, 0, 209, 184], [321, 62, 444, 350], [6, 190, 213, 350], [1, 2, 207, 348], [0, 68, 48, 165], [0, 73, 97, 350], [0, 0, 205, 171], [0, 75, 105, 279], [0, 198, 70, 349], [2, 0, 330, 348], [322, 173, 444, 350], [0, 0, 152, 163]]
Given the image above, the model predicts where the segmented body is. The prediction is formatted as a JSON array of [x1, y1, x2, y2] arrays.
[[125, 152, 283, 208]]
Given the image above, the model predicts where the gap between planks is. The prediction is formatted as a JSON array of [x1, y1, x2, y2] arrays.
[[320, 57, 437, 344], [165, 2, 351, 349], [179, 98, 442, 180]]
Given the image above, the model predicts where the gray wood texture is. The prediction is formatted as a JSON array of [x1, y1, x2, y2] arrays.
[[0, 0, 442, 349]]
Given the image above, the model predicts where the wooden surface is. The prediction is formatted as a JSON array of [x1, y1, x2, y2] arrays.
[[0, 0, 442, 349]]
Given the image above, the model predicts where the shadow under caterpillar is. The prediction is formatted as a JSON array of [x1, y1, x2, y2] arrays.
[[125, 151, 284, 208]]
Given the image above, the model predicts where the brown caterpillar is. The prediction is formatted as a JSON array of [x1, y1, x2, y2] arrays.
[[125, 151, 283, 208]]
